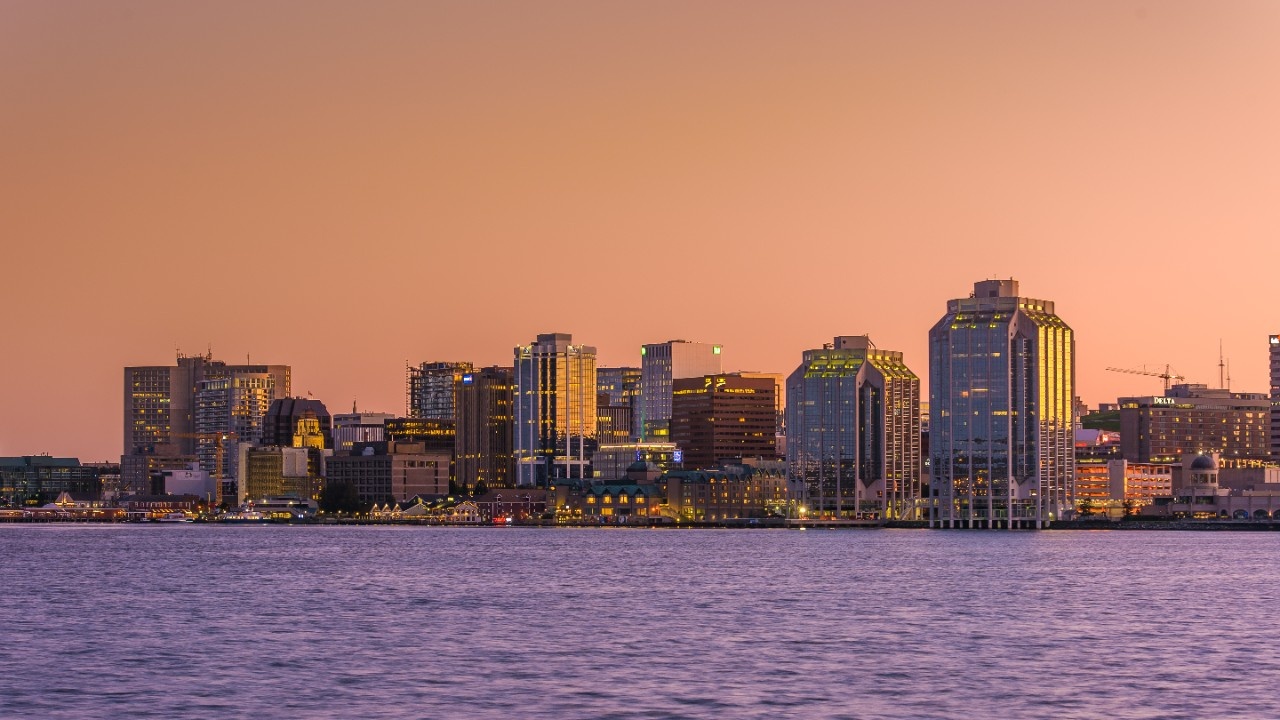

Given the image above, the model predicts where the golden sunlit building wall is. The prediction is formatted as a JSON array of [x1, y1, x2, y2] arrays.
[[514, 334, 597, 487]]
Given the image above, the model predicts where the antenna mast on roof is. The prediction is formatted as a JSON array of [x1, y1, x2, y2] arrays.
[[1219, 340, 1226, 390]]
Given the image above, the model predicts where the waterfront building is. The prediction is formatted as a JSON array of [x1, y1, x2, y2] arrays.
[[0, 456, 105, 506], [579, 484, 664, 522], [455, 366, 515, 490], [663, 466, 789, 522], [332, 412, 396, 453], [264, 398, 332, 449], [929, 279, 1075, 529], [473, 488, 548, 523], [514, 333, 597, 487], [159, 466, 217, 501], [785, 336, 922, 520], [1107, 460, 1174, 507], [1118, 384, 1270, 463], [671, 374, 778, 470], [119, 453, 198, 497], [1074, 429, 1122, 511], [237, 445, 315, 505], [324, 441, 451, 505], [407, 361, 473, 421], [591, 442, 682, 480], [639, 341, 722, 441]]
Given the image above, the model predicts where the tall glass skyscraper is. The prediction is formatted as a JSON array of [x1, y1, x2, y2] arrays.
[[639, 340, 722, 441], [929, 279, 1074, 528], [785, 336, 921, 519], [514, 333, 597, 487]]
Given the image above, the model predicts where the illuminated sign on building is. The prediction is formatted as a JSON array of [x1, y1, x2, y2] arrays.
[[1153, 397, 1176, 406], [462, 374, 474, 385]]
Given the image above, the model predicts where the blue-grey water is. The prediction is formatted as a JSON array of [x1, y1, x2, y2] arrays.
[[2, 526, 1278, 719]]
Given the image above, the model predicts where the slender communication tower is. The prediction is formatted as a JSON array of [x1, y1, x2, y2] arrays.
[[1219, 341, 1226, 390]]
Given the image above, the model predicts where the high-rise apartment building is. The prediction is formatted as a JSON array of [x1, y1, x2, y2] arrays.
[[407, 361, 473, 421], [671, 374, 777, 470], [514, 333, 597, 486], [455, 366, 515, 490], [1118, 384, 1270, 463], [194, 365, 291, 483], [785, 336, 921, 519], [639, 341, 723, 441], [929, 279, 1075, 528], [123, 354, 289, 497]]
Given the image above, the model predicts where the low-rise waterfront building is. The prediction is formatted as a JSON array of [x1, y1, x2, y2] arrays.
[[324, 441, 450, 505], [1, 456, 105, 506]]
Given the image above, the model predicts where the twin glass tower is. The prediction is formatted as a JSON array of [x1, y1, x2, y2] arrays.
[[785, 279, 1075, 528], [928, 279, 1075, 528]]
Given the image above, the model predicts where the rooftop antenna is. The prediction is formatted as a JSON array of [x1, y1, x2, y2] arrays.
[[1226, 358, 1232, 391], [1219, 340, 1225, 390]]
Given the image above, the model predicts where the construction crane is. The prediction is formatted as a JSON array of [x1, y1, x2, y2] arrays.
[[1105, 365, 1185, 393], [168, 431, 239, 506]]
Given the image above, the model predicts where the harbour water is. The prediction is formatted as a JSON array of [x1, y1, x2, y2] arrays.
[[2, 526, 1278, 719]]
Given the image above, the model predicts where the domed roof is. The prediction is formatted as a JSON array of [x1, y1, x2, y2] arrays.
[[1190, 454, 1217, 471]]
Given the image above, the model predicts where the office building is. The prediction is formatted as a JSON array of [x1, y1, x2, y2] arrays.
[[639, 341, 722, 441], [785, 336, 922, 519], [591, 442, 682, 480], [333, 412, 396, 453], [514, 333, 597, 486], [1269, 335, 1280, 459], [929, 279, 1075, 528], [671, 374, 777, 470], [0, 456, 105, 505], [596, 393, 634, 446], [238, 445, 315, 505], [407, 361, 473, 421], [324, 441, 450, 505], [1118, 384, 1270, 463], [455, 366, 515, 490], [598, 366, 642, 440], [264, 397, 332, 449]]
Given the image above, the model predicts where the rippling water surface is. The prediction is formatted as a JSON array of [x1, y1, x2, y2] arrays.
[[2, 526, 1278, 719]]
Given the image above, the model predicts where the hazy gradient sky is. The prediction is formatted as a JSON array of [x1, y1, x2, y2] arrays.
[[3, 1, 1280, 460]]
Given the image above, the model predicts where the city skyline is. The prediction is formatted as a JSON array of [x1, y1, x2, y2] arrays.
[[5, 2, 1280, 460]]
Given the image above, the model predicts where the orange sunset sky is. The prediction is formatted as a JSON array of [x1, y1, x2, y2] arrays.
[[3, 1, 1280, 461]]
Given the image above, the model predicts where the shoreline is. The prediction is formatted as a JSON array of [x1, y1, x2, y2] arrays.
[[6, 517, 1280, 531]]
